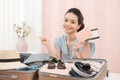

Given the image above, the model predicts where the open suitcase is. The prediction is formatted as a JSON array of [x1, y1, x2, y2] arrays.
[[38, 59, 107, 80]]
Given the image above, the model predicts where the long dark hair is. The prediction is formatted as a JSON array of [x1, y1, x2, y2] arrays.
[[65, 8, 84, 32]]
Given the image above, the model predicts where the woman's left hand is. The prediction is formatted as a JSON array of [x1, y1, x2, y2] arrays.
[[73, 41, 84, 52]]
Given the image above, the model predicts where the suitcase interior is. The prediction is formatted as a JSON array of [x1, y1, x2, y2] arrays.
[[38, 59, 107, 80]]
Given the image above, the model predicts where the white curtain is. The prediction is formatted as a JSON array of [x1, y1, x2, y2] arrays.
[[0, 0, 42, 53]]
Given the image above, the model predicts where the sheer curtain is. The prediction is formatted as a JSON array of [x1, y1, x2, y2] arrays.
[[0, 0, 42, 52], [0, 0, 24, 49]]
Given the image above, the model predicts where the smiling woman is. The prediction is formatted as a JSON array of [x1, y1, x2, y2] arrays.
[[40, 8, 95, 60]]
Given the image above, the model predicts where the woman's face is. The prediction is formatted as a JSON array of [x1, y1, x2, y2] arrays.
[[63, 12, 80, 34]]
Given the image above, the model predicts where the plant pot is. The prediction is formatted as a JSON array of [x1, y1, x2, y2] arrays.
[[16, 37, 28, 52]]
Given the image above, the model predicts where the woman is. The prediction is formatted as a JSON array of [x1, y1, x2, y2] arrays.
[[40, 8, 95, 60]]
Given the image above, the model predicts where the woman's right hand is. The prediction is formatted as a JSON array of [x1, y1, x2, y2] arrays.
[[40, 37, 56, 58], [39, 37, 48, 45]]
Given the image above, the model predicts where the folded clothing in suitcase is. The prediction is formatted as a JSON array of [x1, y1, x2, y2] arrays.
[[38, 59, 107, 80]]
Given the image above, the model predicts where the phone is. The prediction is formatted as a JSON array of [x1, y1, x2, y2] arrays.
[[75, 28, 100, 42]]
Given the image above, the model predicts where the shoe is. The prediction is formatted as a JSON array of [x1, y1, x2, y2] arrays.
[[51, 57, 58, 63], [57, 60, 66, 69], [47, 61, 56, 69]]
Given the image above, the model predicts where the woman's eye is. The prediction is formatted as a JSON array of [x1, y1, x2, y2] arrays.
[[71, 22, 75, 24], [64, 19, 68, 22]]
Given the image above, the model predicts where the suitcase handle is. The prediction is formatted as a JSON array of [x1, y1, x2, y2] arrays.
[[0, 75, 18, 79], [49, 74, 58, 77]]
